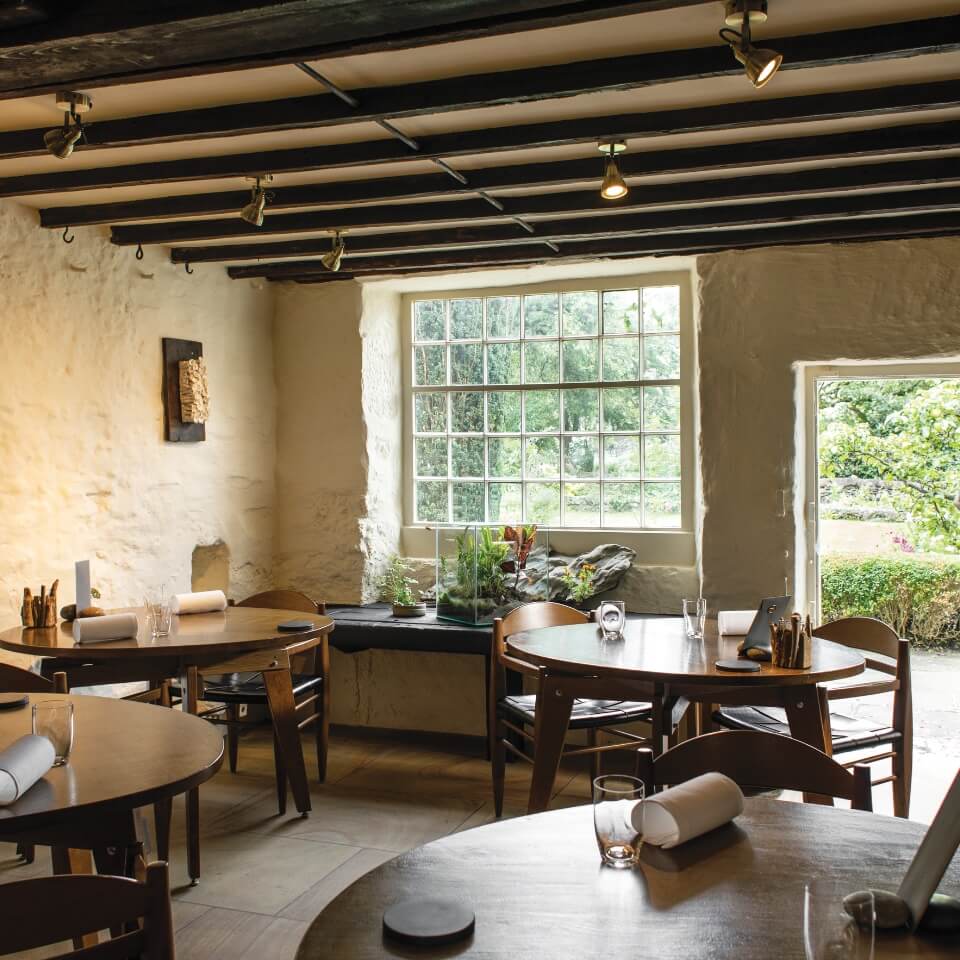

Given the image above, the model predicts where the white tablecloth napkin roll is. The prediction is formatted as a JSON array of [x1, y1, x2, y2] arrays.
[[73, 612, 139, 645], [0, 735, 56, 805], [718, 610, 756, 636], [170, 590, 227, 615], [633, 773, 744, 849]]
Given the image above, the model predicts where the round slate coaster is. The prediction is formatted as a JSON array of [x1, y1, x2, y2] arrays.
[[0, 693, 28, 710], [715, 658, 761, 673], [382, 899, 475, 945]]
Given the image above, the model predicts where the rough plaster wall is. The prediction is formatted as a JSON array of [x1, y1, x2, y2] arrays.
[[697, 237, 960, 611], [0, 200, 276, 642]]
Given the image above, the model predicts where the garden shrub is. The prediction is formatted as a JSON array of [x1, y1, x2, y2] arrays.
[[821, 555, 960, 649]]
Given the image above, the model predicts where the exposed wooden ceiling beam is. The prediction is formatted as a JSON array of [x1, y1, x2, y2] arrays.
[[104, 122, 960, 246], [0, 1, 715, 99]]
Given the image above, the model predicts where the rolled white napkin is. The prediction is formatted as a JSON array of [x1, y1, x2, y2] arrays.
[[633, 773, 744, 849], [0, 735, 56, 805], [170, 590, 227, 615], [718, 610, 756, 636], [73, 613, 139, 645]]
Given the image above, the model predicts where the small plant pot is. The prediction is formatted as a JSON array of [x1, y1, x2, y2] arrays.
[[392, 602, 428, 618]]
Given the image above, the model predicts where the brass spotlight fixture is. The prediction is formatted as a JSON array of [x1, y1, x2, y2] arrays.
[[720, 0, 783, 89], [240, 174, 274, 226], [320, 232, 345, 272], [598, 141, 628, 200], [43, 91, 92, 159]]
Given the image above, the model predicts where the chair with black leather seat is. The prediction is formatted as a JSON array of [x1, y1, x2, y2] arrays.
[[713, 616, 911, 816], [489, 601, 655, 817]]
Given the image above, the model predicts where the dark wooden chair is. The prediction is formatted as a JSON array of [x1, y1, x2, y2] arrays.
[[636, 729, 874, 810], [0, 860, 174, 958], [713, 617, 911, 816], [490, 602, 655, 817]]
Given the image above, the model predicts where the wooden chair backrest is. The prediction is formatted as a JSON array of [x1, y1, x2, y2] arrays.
[[0, 663, 67, 694], [0, 861, 173, 958], [236, 590, 324, 615], [813, 616, 899, 669], [636, 730, 873, 811]]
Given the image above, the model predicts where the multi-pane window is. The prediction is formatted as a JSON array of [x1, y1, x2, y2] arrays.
[[410, 284, 682, 528]]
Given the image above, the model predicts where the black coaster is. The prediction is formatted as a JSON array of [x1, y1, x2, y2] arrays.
[[277, 620, 313, 632], [715, 659, 761, 673], [383, 899, 475, 946], [0, 693, 28, 710]]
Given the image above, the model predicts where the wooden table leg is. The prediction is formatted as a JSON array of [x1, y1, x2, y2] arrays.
[[527, 673, 574, 814], [263, 667, 312, 817], [783, 683, 834, 805], [182, 666, 202, 884]]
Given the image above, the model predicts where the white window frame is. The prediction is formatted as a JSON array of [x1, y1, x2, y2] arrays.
[[401, 270, 696, 563]]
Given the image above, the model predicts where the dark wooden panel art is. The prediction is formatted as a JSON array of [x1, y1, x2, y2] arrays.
[[162, 337, 204, 443]]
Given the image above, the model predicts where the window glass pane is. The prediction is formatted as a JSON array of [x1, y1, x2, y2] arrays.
[[487, 391, 521, 433], [603, 436, 641, 479], [644, 482, 681, 528], [564, 436, 599, 478], [643, 334, 680, 379], [564, 482, 601, 526], [416, 437, 447, 477], [415, 393, 447, 433], [562, 339, 599, 383], [524, 340, 559, 383], [526, 482, 561, 524], [416, 480, 448, 522], [488, 438, 521, 478], [524, 294, 559, 337], [413, 345, 445, 386], [526, 436, 560, 479], [451, 392, 483, 433], [563, 388, 599, 432], [603, 482, 643, 528], [414, 300, 445, 342], [450, 342, 483, 385], [452, 482, 485, 522], [486, 296, 521, 339], [561, 291, 598, 336], [488, 482, 523, 522], [451, 438, 484, 478], [602, 289, 639, 334], [602, 387, 641, 432], [643, 385, 680, 431], [642, 286, 680, 333], [525, 390, 561, 433], [449, 298, 482, 340], [486, 342, 521, 385], [644, 435, 681, 479], [602, 337, 639, 382]]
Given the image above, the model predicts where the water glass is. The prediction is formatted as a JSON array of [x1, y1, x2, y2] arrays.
[[804, 881, 875, 960], [144, 589, 172, 639], [682, 597, 707, 640], [33, 701, 74, 766], [593, 775, 644, 868], [598, 600, 626, 639]]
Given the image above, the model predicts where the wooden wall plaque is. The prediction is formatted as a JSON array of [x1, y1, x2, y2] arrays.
[[162, 337, 205, 442]]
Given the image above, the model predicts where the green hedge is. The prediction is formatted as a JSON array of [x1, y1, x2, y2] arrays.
[[821, 555, 960, 649]]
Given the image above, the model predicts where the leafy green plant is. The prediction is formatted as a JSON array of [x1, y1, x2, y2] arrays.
[[377, 555, 420, 607], [559, 562, 598, 604]]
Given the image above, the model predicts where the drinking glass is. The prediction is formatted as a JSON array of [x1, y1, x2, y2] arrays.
[[682, 597, 707, 640], [33, 701, 74, 766], [144, 588, 172, 639], [804, 881, 875, 960], [593, 775, 644, 868], [598, 600, 626, 640]]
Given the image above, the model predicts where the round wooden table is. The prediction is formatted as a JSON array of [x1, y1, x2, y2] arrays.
[[0, 606, 333, 880], [507, 618, 865, 812], [296, 801, 960, 960]]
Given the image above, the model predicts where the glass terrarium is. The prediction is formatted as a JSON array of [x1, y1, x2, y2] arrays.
[[435, 524, 550, 626]]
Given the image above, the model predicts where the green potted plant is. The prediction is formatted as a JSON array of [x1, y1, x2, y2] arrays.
[[378, 555, 426, 617], [559, 562, 598, 609]]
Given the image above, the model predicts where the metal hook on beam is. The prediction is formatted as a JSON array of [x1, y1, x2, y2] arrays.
[[184, 262, 194, 275], [135, 244, 144, 260], [62, 225, 74, 244]]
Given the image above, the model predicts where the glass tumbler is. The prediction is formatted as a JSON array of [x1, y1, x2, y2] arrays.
[[32, 701, 74, 766], [144, 590, 172, 639], [682, 597, 707, 640], [804, 881, 875, 960], [593, 775, 644, 868], [598, 600, 626, 639]]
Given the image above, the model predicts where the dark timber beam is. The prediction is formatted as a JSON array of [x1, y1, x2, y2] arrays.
[[105, 122, 960, 246], [169, 186, 960, 264]]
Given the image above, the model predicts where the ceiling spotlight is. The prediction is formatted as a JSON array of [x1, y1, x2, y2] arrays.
[[240, 174, 274, 226], [43, 91, 92, 159], [597, 141, 628, 200], [320, 232, 345, 272], [720, 0, 783, 89]]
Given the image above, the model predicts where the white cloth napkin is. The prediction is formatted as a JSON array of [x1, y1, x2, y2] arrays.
[[718, 610, 756, 636], [73, 613, 139, 645], [0, 735, 55, 805], [633, 773, 744, 848], [170, 590, 227, 615]]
